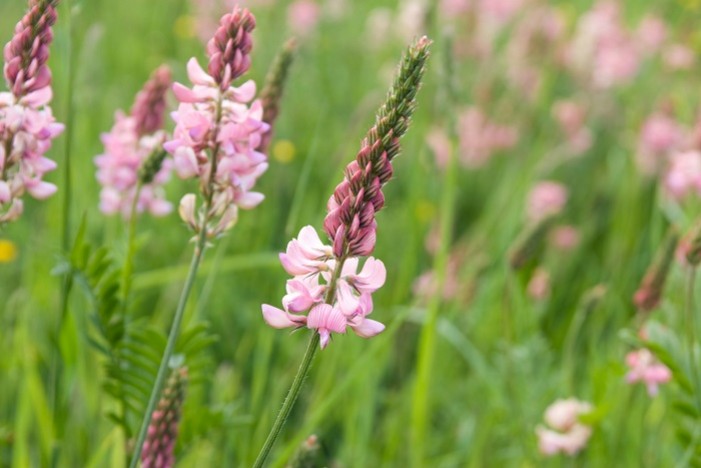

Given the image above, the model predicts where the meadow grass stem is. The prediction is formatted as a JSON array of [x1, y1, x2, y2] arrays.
[[128, 225, 209, 467], [684, 267, 701, 410], [410, 31, 457, 466]]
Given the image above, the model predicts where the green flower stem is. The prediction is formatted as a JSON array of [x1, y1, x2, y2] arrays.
[[121, 183, 143, 308], [128, 224, 209, 467], [685, 267, 701, 411], [253, 256, 346, 468], [253, 332, 320, 468]]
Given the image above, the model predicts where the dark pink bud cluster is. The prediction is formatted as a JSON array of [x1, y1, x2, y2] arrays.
[[206, 6, 255, 90], [324, 37, 431, 258], [3, 0, 59, 98], [141, 367, 188, 468], [132, 65, 172, 137]]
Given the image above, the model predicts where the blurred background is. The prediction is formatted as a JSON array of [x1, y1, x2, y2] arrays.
[[1, 0, 701, 466]]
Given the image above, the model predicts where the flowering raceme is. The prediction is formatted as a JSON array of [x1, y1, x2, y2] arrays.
[[95, 66, 173, 218], [262, 37, 431, 349], [165, 6, 269, 239], [0, 0, 63, 225]]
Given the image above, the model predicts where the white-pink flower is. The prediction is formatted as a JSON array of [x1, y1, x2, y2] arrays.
[[625, 348, 672, 396], [664, 150, 701, 200], [263, 225, 386, 349], [526, 181, 568, 223], [536, 398, 593, 456]]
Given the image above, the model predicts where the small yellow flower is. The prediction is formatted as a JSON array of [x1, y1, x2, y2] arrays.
[[174, 15, 196, 39], [415, 200, 436, 224], [0, 239, 18, 263], [273, 140, 296, 164]]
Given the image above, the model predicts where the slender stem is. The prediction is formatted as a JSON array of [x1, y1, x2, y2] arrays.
[[128, 226, 209, 467], [121, 184, 143, 307], [50, 1, 75, 463], [685, 267, 701, 410], [253, 255, 346, 467], [410, 32, 458, 467], [253, 332, 320, 468]]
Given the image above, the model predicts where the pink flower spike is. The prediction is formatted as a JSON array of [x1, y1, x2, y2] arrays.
[[262, 304, 307, 329], [307, 304, 347, 349]]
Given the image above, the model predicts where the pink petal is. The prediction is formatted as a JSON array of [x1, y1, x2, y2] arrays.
[[26, 180, 57, 199], [336, 280, 360, 316], [172, 83, 201, 103], [352, 257, 386, 293], [228, 80, 257, 102], [262, 304, 306, 329], [236, 191, 264, 209], [186, 57, 214, 86], [350, 318, 385, 338]]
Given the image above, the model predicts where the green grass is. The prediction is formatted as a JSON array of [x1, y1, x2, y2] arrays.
[[1, 0, 701, 466]]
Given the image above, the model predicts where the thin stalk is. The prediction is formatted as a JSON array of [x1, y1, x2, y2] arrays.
[[410, 31, 458, 467], [130, 95, 224, 467], [128, 225, 209, 467], [685, 267, 701, 411], [253, 256, 346, 467], [121, 184, 143, 308], [50, 1, 75, 464]]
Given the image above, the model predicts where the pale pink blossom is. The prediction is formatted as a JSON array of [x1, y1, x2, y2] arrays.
[[664, 150, 701, 200], [536, 398, 593, 456], [637, 111, 685, 176], [527, 267, 550, 300], [635, 15, 667, 54], [625, 348, 672, 396], [287, 0, 320, 36], [263, 226, 386, 349], [457, 107, 519, 168], [663, 44, 696, 71], [552, 100, 592, 154], [550, 225, 580, 251], [526, 181, 568, 223], [426, 127, 451, 169]]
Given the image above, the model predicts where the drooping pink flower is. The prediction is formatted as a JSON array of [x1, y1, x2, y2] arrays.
[[536, 398, 593, 456], [526, 181, 568, 223], [95, 66, 173, 219], [625, 348, 671, 396], [165, 6, 269, 238]]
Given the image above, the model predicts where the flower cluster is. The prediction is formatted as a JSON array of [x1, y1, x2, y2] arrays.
[[262, 37, 430, 348], [526, 181, 568, 224], [625, 348, 672, 397], [95, 66, 173, 219], [536, 398, 593, 456], [262, 226, 386, 349], [165, 6, 269, 238], [0, 0, 63, 225]]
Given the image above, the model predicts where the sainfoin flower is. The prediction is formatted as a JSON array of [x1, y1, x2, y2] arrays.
[[0, 0, 63, 225], [536, 398, 593, 456], [625, 348, 671, 396], [526, 181, 568, 223], [262, 37, 431, 348], [165, 6, 269, 238], [95, 65, 173, 218]]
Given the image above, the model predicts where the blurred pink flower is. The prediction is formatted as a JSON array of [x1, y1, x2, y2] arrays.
[[527, 267, 550, 300], [550, 225, 580, 251], [439, 0, 470, 16], [637, 111, 685, 175], [664, 150, 701, 200], [287, 0, 321, 37], [426, 127, 451, 169], [552, 100, 592, 154], [625, 348, 672, 396], [635, 15, 667, 54], [536, 398, 593, 456], [663, 43, 696, 71], [263, 226, 386, 349], [526, 181, 568, 223], [457, 107, 519, 168]]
